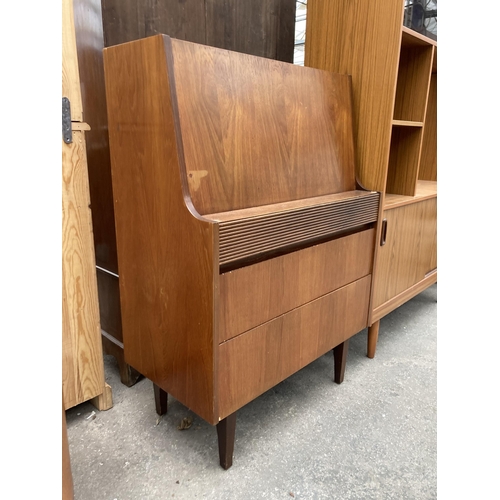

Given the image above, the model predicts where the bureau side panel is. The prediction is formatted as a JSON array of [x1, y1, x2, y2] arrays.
[[219, 229, 374, 342], [103, 36, 217, 423], [218, 276, 371, 419]]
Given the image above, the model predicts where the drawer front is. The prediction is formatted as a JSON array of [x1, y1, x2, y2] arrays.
[[217, 275, 371, 419], [219, 228, 374, 343]]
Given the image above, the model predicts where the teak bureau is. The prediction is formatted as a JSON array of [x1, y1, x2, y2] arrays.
[[103, 34, 380, 469]]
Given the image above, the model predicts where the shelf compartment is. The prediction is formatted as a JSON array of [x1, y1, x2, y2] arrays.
[[385, 125, 423, 197], [401, 26, 437, 48], [384, 180, 436, 209], [393, 41, 433, 122], [419, 54, 437, 181]]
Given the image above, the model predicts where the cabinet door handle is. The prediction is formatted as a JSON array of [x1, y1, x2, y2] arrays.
[[380, 218, 388, 246]]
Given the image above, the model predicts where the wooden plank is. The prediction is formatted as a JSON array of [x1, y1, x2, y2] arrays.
[[103, 35, 217, 424], [171, 38, 357, 214], [101, 0, 295, 61], [205, 0, 295, 62], [62, 0, 83, 121], [392, 120, 423, 127], [73, 0, 118, 273], [206, 191, 374, 222], [62, 130, 106, 410], [218, 276, 371, 419], [384, 180, 436, 209], [101, 0, 207, 47], [304, 0, 404, 193], [372, 199, 437, 309], [219, 229, 375, 342]]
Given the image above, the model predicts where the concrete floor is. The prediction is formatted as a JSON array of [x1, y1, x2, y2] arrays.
[[66, 284, 437, 500]]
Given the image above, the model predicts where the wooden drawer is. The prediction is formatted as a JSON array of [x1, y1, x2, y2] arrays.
[[217, 275, 371, 419], [218, 228, 375, 343]]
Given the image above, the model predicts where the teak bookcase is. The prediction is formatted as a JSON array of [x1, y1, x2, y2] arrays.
[[305, 0, 437, 357], [103, 34, 380, 468]]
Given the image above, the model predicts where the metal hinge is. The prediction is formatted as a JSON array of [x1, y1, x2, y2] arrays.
[[62, 97, 72, 144]]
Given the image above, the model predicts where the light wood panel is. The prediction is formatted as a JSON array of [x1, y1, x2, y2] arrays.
[[73, 0, 118, 273], [218, 276, 371, 419], [304, 0, 404, 193], [419, 69, 437, 181], [372, 271, 436, 323], [385, 126, 423, 196], [62, 0, 83, 121], [219, 229, 375, 342], [372, 198, 437, 309], [62, 130, 108, 410], [103, 35, 217, 423], [384, 180, 436, 209], [172, 38, 357, 214]]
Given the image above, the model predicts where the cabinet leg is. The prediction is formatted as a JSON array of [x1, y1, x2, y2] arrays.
[[90, 383, 113, 411], [367, 321, 380, 359], [333, 339, 349, 384], [216, 412, 237, 470], [153, 384, 168, 416], [101, 332, 142, 387]]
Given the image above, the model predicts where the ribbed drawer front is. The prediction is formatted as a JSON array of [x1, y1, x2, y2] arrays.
[[219, 228, 375, 343], [217, 192, 379, 266]]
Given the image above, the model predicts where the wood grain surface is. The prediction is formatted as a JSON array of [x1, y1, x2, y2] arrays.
[[385, 126, 423, 196], [104, 35, 217, 423], [73, 0, 118, 273], [101, 0, 296, 62], [104, 34, 377, 426], [219, 229, 375, 342], [372, 198, 437, 309], [62, 131, 106, 410], [171, 38, 357, 214], [384, 180, 436, 209], [62, 0, 83, 122], [304, 0, 404, 193], [218, 276, 371, 419]]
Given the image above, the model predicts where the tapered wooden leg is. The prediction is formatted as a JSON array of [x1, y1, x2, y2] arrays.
[[333, 339, 349, 384], [153, 384, 168, 416], [216, 412, 237, 470], [367, 321, 380, 359]]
